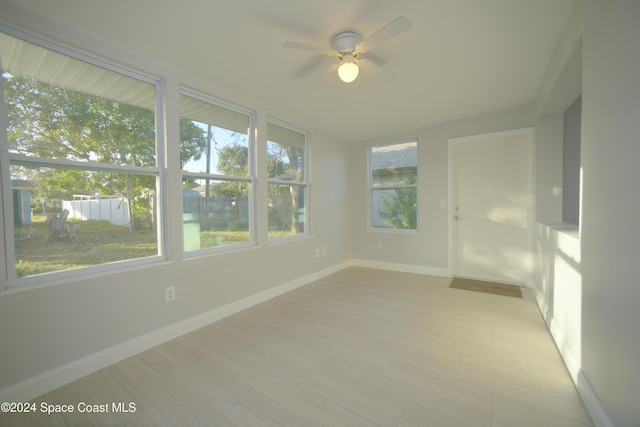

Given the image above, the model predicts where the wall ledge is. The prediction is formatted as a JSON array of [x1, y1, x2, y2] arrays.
[[537, 220, 579, 238]]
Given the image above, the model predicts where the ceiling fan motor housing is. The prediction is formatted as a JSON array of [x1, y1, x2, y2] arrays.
[[332, 31, 361, 55]]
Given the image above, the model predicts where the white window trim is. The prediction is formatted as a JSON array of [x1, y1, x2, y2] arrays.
[[266, 117, 310, 242], [179, 88, 257, 256], [0, 25, 166, 289], [367, 138, 419, 233]]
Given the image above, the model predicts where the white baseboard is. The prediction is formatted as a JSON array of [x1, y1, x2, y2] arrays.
[[0, 260, 505, 405], [576, 371, 615, 427], [350, 259, 450, 278], [530, 281, 613, 427], [530, 281, 554, 324], [548, 321, 581, 384], [0, 261, 350, 403]]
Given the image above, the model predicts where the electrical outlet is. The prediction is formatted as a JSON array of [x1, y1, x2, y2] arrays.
[[377, 241, 382, 250], [315, 248, 320, 258], [165, 286, 176, 302]]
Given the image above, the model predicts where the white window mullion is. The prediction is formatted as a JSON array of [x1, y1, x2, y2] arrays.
[[0, 68, 17, 285], [1, 29, 164, 285], [9, 154, 162, 175], [179, 89, 255, 254]]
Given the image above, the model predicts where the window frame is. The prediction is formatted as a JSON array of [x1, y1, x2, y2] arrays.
[[179, 87, 256, 256], [367, 138, 419, 232], [0, 26, 166, 289], [266, 118, 310, 242]]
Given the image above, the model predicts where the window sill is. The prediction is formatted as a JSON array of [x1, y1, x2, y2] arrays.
[[268, 233, 312, 245], [368, 227, 419, 234], [1, 256, 171, 296], [538, 221, 579, 239]]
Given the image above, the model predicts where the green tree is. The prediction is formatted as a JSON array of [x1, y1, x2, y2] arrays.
[[379, 174, 417, 229], [5, 74, 207, 231], [213, 143, 249, 197], [266, 141, 304, 233], [217, 143, 248, 176], [179, 118, 208, 169], [266, 142, 289, 182]]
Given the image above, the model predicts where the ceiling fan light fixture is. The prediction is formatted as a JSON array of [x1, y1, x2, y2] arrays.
[[338, 53, 359, 83]]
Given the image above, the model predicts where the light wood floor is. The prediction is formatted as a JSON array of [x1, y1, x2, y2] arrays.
[[2, 267, 593, 426]]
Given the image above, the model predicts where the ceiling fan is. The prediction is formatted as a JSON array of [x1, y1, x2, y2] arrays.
[[281, 16, 413, 86]]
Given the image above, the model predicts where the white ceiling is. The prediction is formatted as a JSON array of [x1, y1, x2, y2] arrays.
[[1, 0, 576, 143]]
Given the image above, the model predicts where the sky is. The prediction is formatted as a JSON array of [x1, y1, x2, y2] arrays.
[[182, 122, 247, 175]]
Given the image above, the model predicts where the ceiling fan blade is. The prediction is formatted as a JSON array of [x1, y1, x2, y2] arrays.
[[359, 56, 398, 80], [308, 62, 339, 89], [291, 55, 332, 79], [282, 41, 333, 55], [357, 51, 388, 67], [359, 16, 412, 51]]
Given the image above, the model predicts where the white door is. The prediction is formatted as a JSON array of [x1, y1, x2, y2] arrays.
[[449, 129, 531, 284]]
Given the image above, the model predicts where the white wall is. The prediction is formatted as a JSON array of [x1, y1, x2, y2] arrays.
[[350, 105, 534, 274], [0, 10, 352, 399], [533, 114, 564, 222], [4, 4, 639, 426], [580, 2, 640, 426], [531, 4, 585, 412], [533, 1, 640, 426]]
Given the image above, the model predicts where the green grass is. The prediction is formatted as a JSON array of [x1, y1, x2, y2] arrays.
[[197, 229, 299, 247], [14, 215, 158, 277], [14, 216, 303, 277], [200, 229, 250, 247]]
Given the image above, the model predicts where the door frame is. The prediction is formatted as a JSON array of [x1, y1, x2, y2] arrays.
[[447, 127, 534, 285]]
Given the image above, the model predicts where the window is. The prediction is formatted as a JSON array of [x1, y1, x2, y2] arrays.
[[179, 90, 254, 252], [266, 120, 308, 239], [0, 31, 163, 281], [369, 140, 418, 230]]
